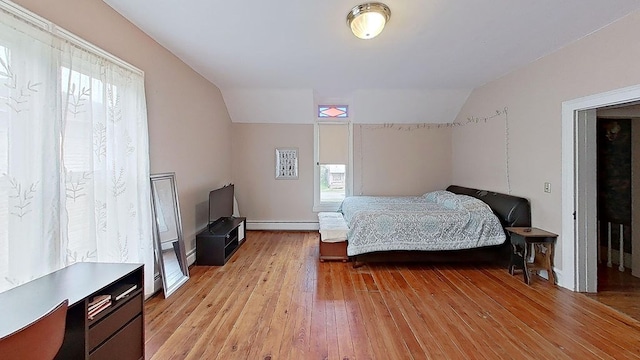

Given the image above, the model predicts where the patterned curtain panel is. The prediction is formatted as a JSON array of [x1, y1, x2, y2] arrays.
[[0, 7, 154, 295]]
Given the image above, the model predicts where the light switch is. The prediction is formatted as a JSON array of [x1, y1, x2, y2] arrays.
[[544, 182, 551, 193]]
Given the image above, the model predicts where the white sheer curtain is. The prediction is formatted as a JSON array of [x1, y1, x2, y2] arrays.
[[0, 4, 154, 295]]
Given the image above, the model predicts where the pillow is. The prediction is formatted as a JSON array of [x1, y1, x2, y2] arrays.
[[424, 191, 489, 211], [440, 196, 462, 210], [456, 194, 493, 213], [423, 190, 456, 204]]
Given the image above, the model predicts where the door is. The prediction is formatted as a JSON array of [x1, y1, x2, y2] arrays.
[[575, 109, 598, 292], [633, 120, 640, 277]]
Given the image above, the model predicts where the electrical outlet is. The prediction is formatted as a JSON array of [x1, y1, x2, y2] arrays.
[[544, 182, 551, 193]]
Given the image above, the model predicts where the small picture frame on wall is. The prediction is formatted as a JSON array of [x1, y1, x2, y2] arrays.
[[275, 148, 298, 179]]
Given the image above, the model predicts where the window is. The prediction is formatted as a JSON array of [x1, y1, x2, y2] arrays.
[[0, 45, 9, 280], [60, 66, 108, 257], [318, 105, 348, 118], [0, 2, 154, 295], [314, 116, 352, 212]]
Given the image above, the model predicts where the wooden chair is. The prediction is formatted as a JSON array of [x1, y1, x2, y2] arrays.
[[0, 299, 68, 360]]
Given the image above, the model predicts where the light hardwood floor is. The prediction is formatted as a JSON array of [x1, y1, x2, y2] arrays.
[[145, 231, 640, 359], [586, 265, 640, 322]]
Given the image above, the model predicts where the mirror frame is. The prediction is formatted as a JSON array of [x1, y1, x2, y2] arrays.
[[150, 172, 189, 298]]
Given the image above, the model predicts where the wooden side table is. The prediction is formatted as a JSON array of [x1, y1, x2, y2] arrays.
[[505, 227, 558, 285]]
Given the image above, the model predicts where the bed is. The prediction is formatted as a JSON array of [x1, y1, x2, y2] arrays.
[[342, 185, 531, 265]]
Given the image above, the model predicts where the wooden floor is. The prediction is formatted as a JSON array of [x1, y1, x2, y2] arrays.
[[585, 264, 640, 321], [145, 231, 640, 359]]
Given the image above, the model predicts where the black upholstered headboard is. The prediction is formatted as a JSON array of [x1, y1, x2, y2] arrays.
[[446, 185, 531, 228]]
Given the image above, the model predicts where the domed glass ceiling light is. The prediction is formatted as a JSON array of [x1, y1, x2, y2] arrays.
[[347, 3, 391, 40]]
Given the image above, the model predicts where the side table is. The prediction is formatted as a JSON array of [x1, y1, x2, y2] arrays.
[[505, 227, 558, 285]]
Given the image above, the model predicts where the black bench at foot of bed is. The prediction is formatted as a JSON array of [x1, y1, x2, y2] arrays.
[[352, 185, 532, 267]]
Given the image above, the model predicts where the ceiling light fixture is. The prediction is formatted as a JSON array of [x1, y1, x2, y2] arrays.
[[346, 3, 391, 40]]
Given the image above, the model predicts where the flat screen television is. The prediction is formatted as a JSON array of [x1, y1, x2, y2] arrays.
[[208, 184, 234, 225]]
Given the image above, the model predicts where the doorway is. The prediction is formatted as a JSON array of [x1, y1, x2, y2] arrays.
[[581, 111, 640, 321], [561, 84, 640, 293], [595, 113, 634, 275]]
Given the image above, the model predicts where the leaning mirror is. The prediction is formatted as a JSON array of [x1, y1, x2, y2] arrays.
[[150, 172, 189, 298]]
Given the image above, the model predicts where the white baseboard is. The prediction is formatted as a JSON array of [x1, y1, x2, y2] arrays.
[[187, 248, 196, 266], [247, 221, 319, 231], [538, 268, 563, 285], [153, 272, 162, 293]]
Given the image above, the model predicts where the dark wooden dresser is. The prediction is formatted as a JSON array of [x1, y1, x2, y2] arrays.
[[0, 262, 144, 359]]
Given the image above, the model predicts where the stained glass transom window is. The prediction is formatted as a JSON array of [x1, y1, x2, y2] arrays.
[[318, 105, 349, 118]]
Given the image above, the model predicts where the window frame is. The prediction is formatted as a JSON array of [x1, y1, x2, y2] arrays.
[[313, 120, 353, 212]]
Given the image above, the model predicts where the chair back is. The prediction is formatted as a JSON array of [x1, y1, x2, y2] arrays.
[[0, 299, 68, 360]]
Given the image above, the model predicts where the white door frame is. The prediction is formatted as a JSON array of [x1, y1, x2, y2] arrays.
[[561, 84, 640, 291]]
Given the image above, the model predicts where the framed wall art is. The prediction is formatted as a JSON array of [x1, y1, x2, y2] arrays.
[[275, 148, 298, 179]]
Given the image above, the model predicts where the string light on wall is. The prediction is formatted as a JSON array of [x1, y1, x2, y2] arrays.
[[463, 107, 511, 194], [356, 107, 511, 195], [361, 107, 508, 131], [364, 123, 452, 131], [502, 108, 512, 195], [465, 108, 508, 124]]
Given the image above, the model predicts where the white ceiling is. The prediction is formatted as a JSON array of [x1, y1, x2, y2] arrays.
[[103, 0, 640, 124]]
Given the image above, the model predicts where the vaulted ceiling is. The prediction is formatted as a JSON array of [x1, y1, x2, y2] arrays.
[[103, 0, 640, 124]]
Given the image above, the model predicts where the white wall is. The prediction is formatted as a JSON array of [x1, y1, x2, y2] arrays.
[[231, 124, 315, 224], [452, 9, 640, 273], [224, 88, 470, 125], [232, 123, 453, 225], [354, 124, 452, 196]]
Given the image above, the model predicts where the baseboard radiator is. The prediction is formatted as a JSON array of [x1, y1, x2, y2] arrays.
[[246, 221, 319, 231]]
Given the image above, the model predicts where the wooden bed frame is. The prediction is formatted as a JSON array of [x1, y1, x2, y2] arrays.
[[352, 185, 532, 267]]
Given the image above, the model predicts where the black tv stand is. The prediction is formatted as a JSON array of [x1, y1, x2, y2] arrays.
[[196, 216, 246, 266]]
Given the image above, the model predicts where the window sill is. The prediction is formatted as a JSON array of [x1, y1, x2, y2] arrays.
[[313, 203, 342, 212]]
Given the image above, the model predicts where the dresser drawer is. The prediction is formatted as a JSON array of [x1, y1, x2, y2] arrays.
[[89, 314, 143, 360], [88, 292, 142, 350]]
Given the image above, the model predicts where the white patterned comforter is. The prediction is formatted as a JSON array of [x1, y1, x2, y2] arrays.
[[340, 191, 506, 256]]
